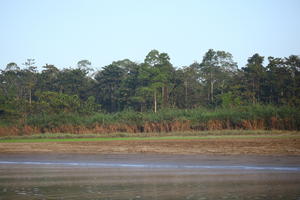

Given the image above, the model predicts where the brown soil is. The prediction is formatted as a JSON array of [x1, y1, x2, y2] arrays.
[[0, 137, 300, 155]]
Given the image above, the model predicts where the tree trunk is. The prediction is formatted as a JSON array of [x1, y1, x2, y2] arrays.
[[162, 87, 164, 108], [154, 90, 157, 113], [252, 79, 255, 104], [163, 85, 168, 108], [210, 70, 214, 103], [29, 88, 32, 105], [185, 80, 188, 108], [210, 79, 214, 103]]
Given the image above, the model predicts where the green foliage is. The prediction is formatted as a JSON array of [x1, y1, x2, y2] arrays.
[[32, 92, 99, 115], [199, 49, 238, 105], [18, 105, 299, 131], [219, 92, 242, 108], [0, 95, 21, 125], [36, 91, 81, 113], [0, 51, 299, 130], [81, 96, 101, 114], [25, 113, 83, 129]]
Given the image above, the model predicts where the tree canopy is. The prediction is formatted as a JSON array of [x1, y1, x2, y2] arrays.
[[1, 49, 299, 120]]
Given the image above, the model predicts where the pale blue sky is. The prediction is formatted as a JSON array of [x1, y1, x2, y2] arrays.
[[0, 0, 299, 70]]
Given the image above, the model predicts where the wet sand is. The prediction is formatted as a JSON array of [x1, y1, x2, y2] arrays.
[[0, 154, 300, 199]]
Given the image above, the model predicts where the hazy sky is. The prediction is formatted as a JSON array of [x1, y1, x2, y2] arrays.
[[0, 0, 299, 70]]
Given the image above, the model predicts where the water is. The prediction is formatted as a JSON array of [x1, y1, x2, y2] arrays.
[[1, 161, 300, 171], [0, 154, 299, 200]]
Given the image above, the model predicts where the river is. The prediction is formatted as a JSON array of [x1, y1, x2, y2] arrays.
[[0, 154, 299, 200]]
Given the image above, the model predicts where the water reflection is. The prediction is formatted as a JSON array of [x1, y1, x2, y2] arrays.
[[0, 165, 300, 200]]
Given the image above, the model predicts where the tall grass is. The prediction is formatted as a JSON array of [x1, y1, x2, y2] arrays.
[[0, 105, 299, 136], [22, 104, 300, 128]]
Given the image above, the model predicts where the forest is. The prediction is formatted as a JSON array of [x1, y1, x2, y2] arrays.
[[1, 49, 300, 135]]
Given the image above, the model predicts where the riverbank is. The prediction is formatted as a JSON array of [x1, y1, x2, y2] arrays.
[[0, 133, 299, 155]]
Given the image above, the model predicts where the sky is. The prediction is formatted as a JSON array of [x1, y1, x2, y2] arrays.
[[0, 0, 299, 71]]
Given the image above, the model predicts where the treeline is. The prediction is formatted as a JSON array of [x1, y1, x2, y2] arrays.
[[0, 49, 300, 133]]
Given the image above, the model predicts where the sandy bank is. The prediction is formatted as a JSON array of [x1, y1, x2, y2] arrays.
[[0, 137, 299, 155]]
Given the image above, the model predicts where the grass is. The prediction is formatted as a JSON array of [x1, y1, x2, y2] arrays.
[[1, 105, 299, 137], [0, 130, 299, 143], [1, 135, 299, 143], [23, 105, 300, 128], [0, 130, 298, 139]]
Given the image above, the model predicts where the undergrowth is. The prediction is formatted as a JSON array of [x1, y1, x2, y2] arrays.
[[0, 105, 299, 136]]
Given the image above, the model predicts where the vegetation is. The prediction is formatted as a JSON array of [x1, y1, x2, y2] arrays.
[[0, 49, 299, 135], [0, 130, 295, 140], [0, 130, 299, 143], [0, 105, 299, 136]]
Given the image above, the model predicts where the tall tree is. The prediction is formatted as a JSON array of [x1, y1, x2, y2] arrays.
[[23, 59, 37, 105], [140, 50, 174, 112], [5, 62, 20, 71], [112, 59, 140, 110], [36, 64, 60, 92], [94, 64, 126, 112], [199, 49, 237, 105], [242, 54, 265, 104], [286, 55, 300, 105], [77, 59, 93, 74]]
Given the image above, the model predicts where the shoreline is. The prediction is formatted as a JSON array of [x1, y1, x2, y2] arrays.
[[0, 136, 299, 155]]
